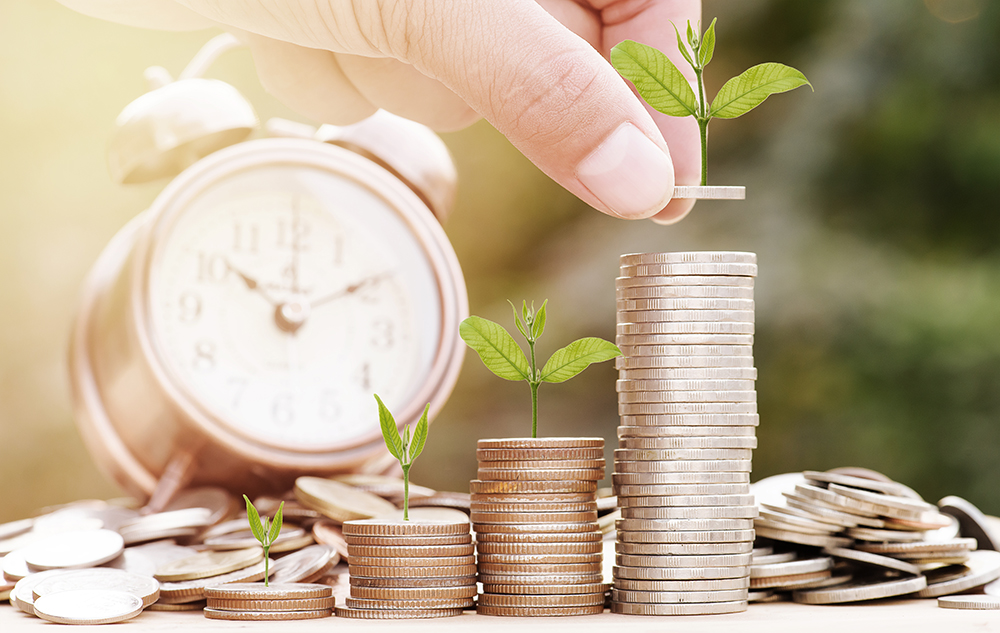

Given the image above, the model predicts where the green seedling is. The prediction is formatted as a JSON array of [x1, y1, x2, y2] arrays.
[[376, 394, 429, 521], [460, 301, 622, 438], [243, 494, 283, 587], [611, 18, 812, 186]]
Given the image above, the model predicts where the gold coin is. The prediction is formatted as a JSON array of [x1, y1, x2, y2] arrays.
[[478, 553, 602, 565], [294, 478, 397, 523], [617, 541, 753, 556], [470, 480, 597, 494], [154, 547, 263, 582], [478, 593, 605, 607], [344, 596, 474, 609], [615, 447, 753, 461], [470, 511, 598, 524], [473, 522, 599, 535], [479, 573, 604, 586], [341, 518, 470, 537], [610, 600, 746, 615], [348, 585, 477, 600], [205, 607, 331, 620], [617, 553, 753, 568], [477, 541, 603, 555], [474, 531, 602, 544], [476, 468, 606, 482], [348, 544, 475, 558], [477, 448, 604, 462], [335, 605, 464, 619], [617, 529, 756, 544], [344, 534, 472, 547], [470, 501, 597, 513], [348, 555, 474, 568], [207, 596, 335, 611], [478, 562, 602, 575], [618, 436, 757, 449], [204, 582, 333, 600], [619, 262, 757, 277], [481, 582, 608, 595], [477, 604, 604, 616], [478, 438, 604, 449], [348, 564, 477, 578], [622, 506, 758, 520], [619, 252, 757, 266], [615, 275, 754, 288], [349, 575, 477, 589]]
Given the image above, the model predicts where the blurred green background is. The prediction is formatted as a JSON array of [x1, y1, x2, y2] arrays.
[[1, 0, 998, 522]]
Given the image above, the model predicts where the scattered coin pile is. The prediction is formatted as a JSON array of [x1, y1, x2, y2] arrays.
[[204, 582, 334, 620], [749, 469, 1000, 605], [336, 518, 475, 619], [612, 251, 759, 616], [471, 438, 608, 616]]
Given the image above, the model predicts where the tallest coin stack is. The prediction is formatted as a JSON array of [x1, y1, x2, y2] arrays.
[[612, 252, 759, 616]]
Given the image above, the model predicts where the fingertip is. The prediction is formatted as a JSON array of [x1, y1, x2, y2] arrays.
[[649, 198, 697, 225]]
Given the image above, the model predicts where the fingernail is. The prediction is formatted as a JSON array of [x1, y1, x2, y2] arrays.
[[576, 122, 674, 219]]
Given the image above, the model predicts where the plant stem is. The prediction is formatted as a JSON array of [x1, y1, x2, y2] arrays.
[[402, 466, 410, 520], [263, 545, 270, 587], [527, 338, 539, 438], [693, 63, 709, 186]]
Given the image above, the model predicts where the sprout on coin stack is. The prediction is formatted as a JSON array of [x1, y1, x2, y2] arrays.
[[460, 301, 620, 616], [376, 393, 429, 521], [243, 495, 283, 587], [611, 252, 760, 616]]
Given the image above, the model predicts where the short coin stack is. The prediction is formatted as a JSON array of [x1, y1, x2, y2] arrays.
[[204, 583, 334, 620], [471, 438, 607, 616], [612, 251, 759, 616], [337, 518, 476, 619]]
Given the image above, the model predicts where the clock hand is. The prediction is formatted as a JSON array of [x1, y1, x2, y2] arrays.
[[225, 259, 280, 306], [311, 274, 389, 309]]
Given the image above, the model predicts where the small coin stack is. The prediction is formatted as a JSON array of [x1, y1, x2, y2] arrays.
[[204, 582, 334, 620], [613, 251, 759, 616], [471, 438, 607, 616], [337, 518, 476, 619]]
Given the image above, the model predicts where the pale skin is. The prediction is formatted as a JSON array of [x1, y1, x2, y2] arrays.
[[60, 0, 702, 224]]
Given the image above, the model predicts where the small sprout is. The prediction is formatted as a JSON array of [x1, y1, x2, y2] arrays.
[[611, 18, 812, 186], [376, 395, 429, 521], [243, 494, 283, 587], [460, 300, 622, 438]]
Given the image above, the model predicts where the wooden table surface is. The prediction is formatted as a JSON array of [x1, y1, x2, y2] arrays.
[[2, 599, 998, 632]]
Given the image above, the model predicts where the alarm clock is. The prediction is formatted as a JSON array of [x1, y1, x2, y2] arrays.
[[69, 35, 468, 503]]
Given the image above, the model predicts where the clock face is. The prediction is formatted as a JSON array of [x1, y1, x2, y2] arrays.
[[144, 160, 447, 451]]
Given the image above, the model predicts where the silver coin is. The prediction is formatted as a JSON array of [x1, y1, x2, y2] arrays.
[[619, 436, 757, 450], [758, 508, 843, 531], [616, 529, 756, 544], [616, 298, 754, 312], [22, 530, 125, 571], [827, 483, 934, 514], [617, 518, 753, 532], [751, 551, 796, 565], [11, 569, 67, 613], [938, 595, 1000, 610], [616, 275, 754, 289], [618, 424, 757, 437], [611, 576, 749, 592], [33, 589, 144, 625], [617, 354, 754, 368], [615, 460, 753, 473], [619, 367, 757, 381], [747, 590, 776, 603], [802, 471, 922, 500], [619, 339, 755, 351], [847, 527, 925, 542], [617, 379, 756, 393], [776, 498, 869, 528], [795, 484, 923, 520], [754, 517, 838, 536], [618, 391, 757, 404], [612, 565, 749, 581], [917, 550, 1000, 598], [616, 493, 753, 506], [32, 568, 161, 607], [753, 526, 852, 549], [792, 575, 926, 605], [611, 588, 748, 603], [0, 518, 34, 541], [616, 485, 751, 499], [750, 556, 834, 578], [104, 541, 201, 577], [617, 542, 753, 556], [617, 318, 754, 332], [616, 285, 755, 300], [855, 538, 976, 555], [619, 263, 757, 277], [615, 447, 753, 461], [822, 547, 921, 576], [622, 507, 757, 520], [619, 402, 757, 415], [619, 252, 757, 266], [616, 309, 755, 324], [270, 545, 337, 584], [663, 185, 747, 200], [783, 491, 884, 522]]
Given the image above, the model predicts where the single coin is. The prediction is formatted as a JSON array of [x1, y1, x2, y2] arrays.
[[616, 493, 753, 507], [618, 391, 757, 404], [348, 555, 474, 568], [619, 402, 757, 415], [938, 495, 1000, 551], [475, 468, 605, 482], [611, 600, 747, 615], [205, 607, 331, 620], [32, 568, 160, 607], [615, 483, 750, 497], [855, 538, 977, 555], [117, 508, 213, 544], [618, 378, 757, 393], [478, 573, 604, 586], [477, 448, 604, 462], [33, 589, 143, 625], [470, 480, 598, 494], [335, 605, 463, 619], [473, 522, 599, 535], [349, 575, 476, 589], [477, 593, 604, 607], [477, 604, 604, 617], [616, 275, 754, 289], [753, 526, 852, 549], [311, 520, 349, 560], [341, 518, 470, 537], [147, 600, 205, 611], [938, 595, 1000, 610], [917, 550, 1000, 598], [155, 547, 263, 582], [615, 447, 753, 461], [752, 551, 797, 565], [474, 531, 602, 544], [349, 543, 474, 558], [847, 527, 925, 542], [617, 353, 754, 367], [612, 588, 747, 603], [294, 478, 397, 523], [164, 487, 236, 525], [617, 299, 755, 313], [754, 517, 837, 536], [783, 494, 884, 525], [481, 582, 608, 595], [759, 508, 842, 531], [750, 556, 834, 578], [619, 263, 757, 277], [802, 471, 922, 499], [344, 596, 473, 609], [205, 582, 332, 600], [618, 437, 757, 451], [828, 484, 934, 514], [612, 566, 748, 581], [157, 560, 269, 603], [622, 507, 758, 520], [774, 499, 867, 528], [270, 545, 339, 584], [478, 561, 602, 574], [615, 459, 754, 473], [407, 492, 472, 512], [618, 335, 754, 347], [344, 533, 471, 547], [619, 252, 757, 266], [478, 438, 604, 450], [475, 459, 605, 470], [0, 518, 33, 541], [477, 541, 603, 555], [617, 553, 753, 568], [209, 596, 335, 611], [348, 564, 477, 578], [471, 492, 595, 504], [793, 574, 927, 604], [795, 484, 923, 520], [782, 490, 881, 519], [616, 286, 756, 301], [618, 424, 757, 437], [620, 415, 760, 429], [11, 570, 72, 614], [478, 553, 602, 565], [617, 542, 753, 556], [884, 512, 956, 531], [749, 570, 833, 590], [471, 511, 598, 524], [350, 585, 477, 600], [619, 371, 758, 386], [22, 529, 125, 571], [615, 473, 751, 486], [611, 577, 749, 592], [822, 547, 921, 575], [471, 501, 597, 513], [616, 309, 756, 325]]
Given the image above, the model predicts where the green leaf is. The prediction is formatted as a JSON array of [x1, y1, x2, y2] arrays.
[[532, 300, 547, 340], [710, 62, 812, 119], [611, 40, 697, 118], [540, 337, 622, 383], [268, 501, 283, 543], [671, 22, 694, 68], [244, 495, 265, 544], [409, 404, 429, 463], [401, 424, 411, 464], [508, 300, 528, 341], [375, 394, 403, 461], [459, 316, 530, 381], [699, 18, 717, 68], [687, 21, 696, 50]]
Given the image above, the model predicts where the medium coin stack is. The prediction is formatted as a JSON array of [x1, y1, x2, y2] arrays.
[[337, 518, 476, 619], [471, 438, 607, 616], [204, 583, 334, 620], [613, 251, 759, 616]]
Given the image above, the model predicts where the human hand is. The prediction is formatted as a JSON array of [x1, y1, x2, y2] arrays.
[[59, 0, 701, 223]]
